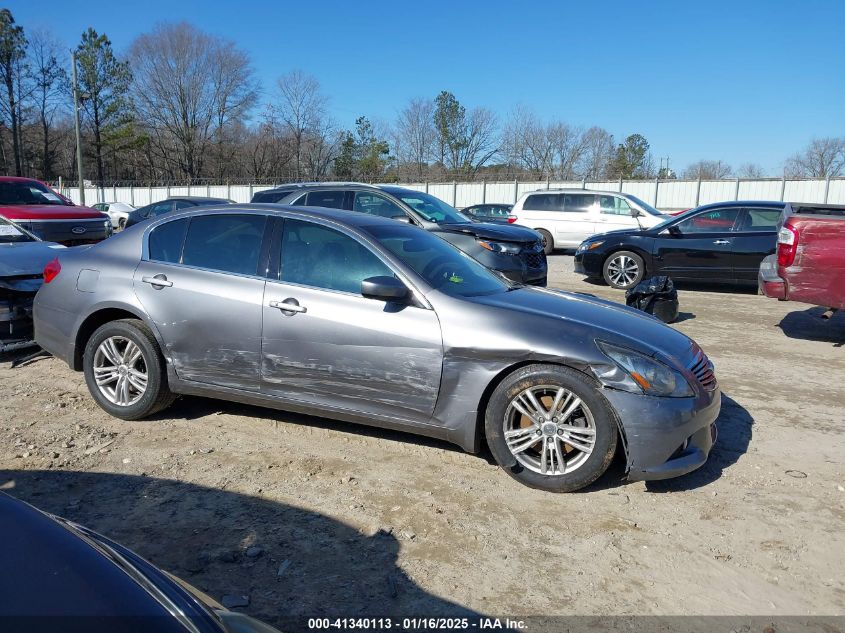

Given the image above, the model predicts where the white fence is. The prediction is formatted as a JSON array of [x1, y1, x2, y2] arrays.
[[59, 177, 845, 212]]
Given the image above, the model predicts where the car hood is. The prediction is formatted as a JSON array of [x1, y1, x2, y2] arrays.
[[0, 204, 107, 220], [472, 286, 694, 362], [0, 241, 63, 290], [588, 228, 646, 241], [436, 222, 539, 243]]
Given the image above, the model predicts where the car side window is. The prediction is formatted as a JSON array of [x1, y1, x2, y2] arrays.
[[739, 208, 781, 232], [147, 201, 174, 218], [280, 219, 393, 294], [523, 194, 563, 211], [563, 194, 595, 213], [677, 208, 740, 233], [600, 196, 631, 216], [353, 192, 406, 219], [174, 200, 194, 210], [148, 218, 189, 264], [181, 214, 268, 276], [304, 190, 346, 209]]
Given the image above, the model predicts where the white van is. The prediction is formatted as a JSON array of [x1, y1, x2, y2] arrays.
[[511, 189, 670, 253]]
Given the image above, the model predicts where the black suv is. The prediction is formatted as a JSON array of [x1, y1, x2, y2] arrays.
[[252, 183, 547, 286]]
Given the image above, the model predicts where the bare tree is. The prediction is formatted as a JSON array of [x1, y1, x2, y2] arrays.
[[784, 137, 845, 178], [577, 126, 615, 179], [393, 97, 435, 179], [275, 70, 327, 180], [501, 106, 554, 176], [682, 159, 732, 179], [736, 162, 766, 178], [0, 9, 27, 175], [26, 29, 66, 179], [130, 22, 257, 180]]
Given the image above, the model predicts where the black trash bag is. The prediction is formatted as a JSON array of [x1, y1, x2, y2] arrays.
[[625, 276, 679, 323]]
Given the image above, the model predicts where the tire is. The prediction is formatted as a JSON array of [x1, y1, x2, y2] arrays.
[[536, 229, 554, 255], [485, 364, 618, 492], [118, 217, 126, 231], [602, 250, 645, 289], [83, 319, 176, 420]]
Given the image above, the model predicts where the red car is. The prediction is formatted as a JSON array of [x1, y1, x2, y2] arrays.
[[759, 203, 845, 311], [0, 177, 111, 246]]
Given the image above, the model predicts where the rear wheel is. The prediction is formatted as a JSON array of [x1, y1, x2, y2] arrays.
[[118, 217, 126, 230], [485, 364, 618, 492], [603, 250, 645, 289], [537, 229, 554, 255], [83, 319, 175, 420]]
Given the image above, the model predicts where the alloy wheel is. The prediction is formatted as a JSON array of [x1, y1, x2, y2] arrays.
[[93, 336, 148, 406], [502, 385, 596, 476], [607, 255, 640, 287]]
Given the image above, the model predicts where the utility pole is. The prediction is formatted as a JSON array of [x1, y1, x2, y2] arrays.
[[71, 50, 85, 205]]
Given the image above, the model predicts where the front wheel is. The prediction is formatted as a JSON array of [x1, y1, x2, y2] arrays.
[[603, 250, 645, 289], [83, 319, 175, 420], [485, 364, 618, 492]]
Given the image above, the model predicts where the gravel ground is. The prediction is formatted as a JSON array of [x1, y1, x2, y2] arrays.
[[1, 255, 844, 625]]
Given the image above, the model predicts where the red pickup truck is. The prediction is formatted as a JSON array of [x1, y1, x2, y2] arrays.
[[0, 177, 111, 246], [759, 203, 845, 311]]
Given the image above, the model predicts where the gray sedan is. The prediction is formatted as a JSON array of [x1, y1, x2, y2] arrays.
[[33, 205, 720, 492]]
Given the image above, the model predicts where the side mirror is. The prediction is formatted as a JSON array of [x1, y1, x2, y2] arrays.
[[391, 214, 411, 224], [630, 208, 643, 218], [361, 275, 409, 301], [668, 225, 682, 237]]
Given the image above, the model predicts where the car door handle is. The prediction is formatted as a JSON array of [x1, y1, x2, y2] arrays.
[[269, 299, 307, 314], [141, 275, 173, 288], [713, 239, 731, 245]]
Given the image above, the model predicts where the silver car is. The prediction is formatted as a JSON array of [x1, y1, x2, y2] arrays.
[[34, 205, 720, 492]]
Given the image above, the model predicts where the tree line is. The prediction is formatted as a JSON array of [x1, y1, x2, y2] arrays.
[[2, 9, 844, 186]]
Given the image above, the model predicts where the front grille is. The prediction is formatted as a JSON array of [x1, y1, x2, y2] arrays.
[[521, 247, 546, 270], [687, 346, 717, 391]]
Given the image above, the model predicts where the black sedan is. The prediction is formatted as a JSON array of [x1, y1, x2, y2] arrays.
[[125, 197, 234, 228], [0, 492, 279, 632], [574, 201, 784, 289]]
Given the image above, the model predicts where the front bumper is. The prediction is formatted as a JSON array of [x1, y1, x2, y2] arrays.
[[603, 385, 721, 481], [758, 254, 786, 300], [0, 292, 37, 353], [480, 250, 548, 286], [573, 250, 602, 278]]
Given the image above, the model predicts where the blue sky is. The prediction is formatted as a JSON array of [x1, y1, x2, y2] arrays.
[[9, 0, 844, 175]]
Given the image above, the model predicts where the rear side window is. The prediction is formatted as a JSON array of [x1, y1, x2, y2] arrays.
[[148, 219, 188, 263], [563, 194, 595, 213], [677, 208, 740, 233], [280, 219, 392, 294], [523, 194, 563, 211], [305, 190, 346, 209], [740, 208, 781, 232], [181, 214, 267, 276], [252, 191, 288, 203]]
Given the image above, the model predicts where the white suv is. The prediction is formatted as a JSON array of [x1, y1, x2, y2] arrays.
[[511, 189, 669, 254]]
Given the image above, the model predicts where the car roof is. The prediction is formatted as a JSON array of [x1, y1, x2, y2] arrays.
[[258, 182, 377, 193], [169, 196, 232, 203], [695, 200, 785, 210], [173, 202, 409, 229], [0, 492, 186, 626]]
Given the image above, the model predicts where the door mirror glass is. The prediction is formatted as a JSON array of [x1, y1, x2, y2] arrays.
[[391, 214, 411, 224], [361, 275, 408, 301], [630, 208, 643, 218], [668, 225, 682, 236]]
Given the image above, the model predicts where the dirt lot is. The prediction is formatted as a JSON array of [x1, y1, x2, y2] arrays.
[[2, 256, 844, 625]]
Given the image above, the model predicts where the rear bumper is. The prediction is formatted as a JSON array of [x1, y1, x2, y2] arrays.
[[758, 254, 786, 300], [603, 385, 721, 481]]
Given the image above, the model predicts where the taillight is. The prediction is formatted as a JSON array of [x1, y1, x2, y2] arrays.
[[776, 223, 799, 267], [507, 215, 518, 224], [43, 257, 61, 283]]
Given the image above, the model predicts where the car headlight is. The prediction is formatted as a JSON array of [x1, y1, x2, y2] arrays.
[[477, 239, 522, 255], [576, 241, 603, 254], [595, 341, 693, 397]]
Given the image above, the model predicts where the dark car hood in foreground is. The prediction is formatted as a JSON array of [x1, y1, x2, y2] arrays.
[[588, 228, 652, 241], [0, 241, 63, 290], [473, 286, 694, 362], [437, 221, 539, 243]]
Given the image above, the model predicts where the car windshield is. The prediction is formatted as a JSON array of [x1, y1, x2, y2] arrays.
[[391, 190, 470, 225], [0, 216, 37, 244], [625, 194, 665, 217], [0, 181, 68, 206], [364, 223, 510, 297]]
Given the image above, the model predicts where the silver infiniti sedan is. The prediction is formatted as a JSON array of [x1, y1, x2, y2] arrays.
[[33, 205, 720, 492]]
